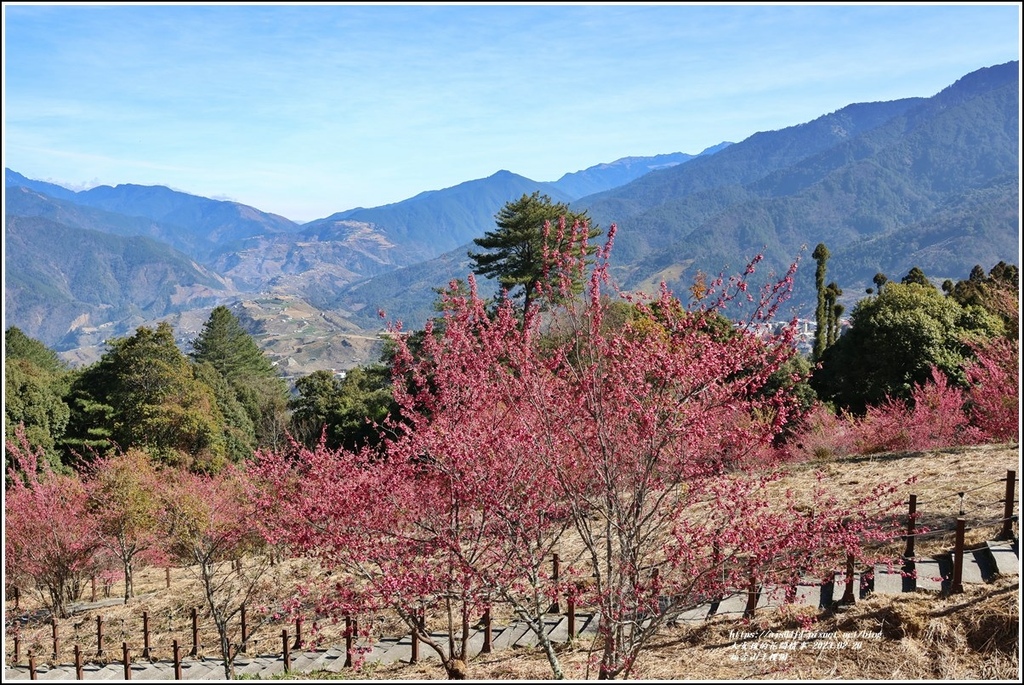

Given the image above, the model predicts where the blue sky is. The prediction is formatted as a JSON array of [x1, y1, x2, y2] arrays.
[[3, 3, 1021, 223]]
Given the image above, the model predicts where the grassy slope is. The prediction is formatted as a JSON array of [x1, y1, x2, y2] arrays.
[[6, 443, 1019, 680]]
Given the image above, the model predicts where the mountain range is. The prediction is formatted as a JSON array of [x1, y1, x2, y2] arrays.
[[4, 60, 1019, 377]]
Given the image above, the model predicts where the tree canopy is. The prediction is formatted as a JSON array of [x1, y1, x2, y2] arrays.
[[812, 280, 1004, 413], [468, 191, 600, 317]]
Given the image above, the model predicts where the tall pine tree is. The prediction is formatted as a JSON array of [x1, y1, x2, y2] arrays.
[[191, 306, 289, 450], [468, 192, 600, 319]]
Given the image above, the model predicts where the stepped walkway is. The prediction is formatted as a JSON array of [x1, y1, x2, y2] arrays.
[[4, 538, 1017, 681]]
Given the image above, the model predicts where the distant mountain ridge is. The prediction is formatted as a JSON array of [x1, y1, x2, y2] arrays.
[[4, 60, 1018, 373]]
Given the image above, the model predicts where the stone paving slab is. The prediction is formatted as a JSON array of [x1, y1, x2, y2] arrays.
[[872, 565, 908, 595], [491, 620, 531, 650], [710, 592, 748, 618], [912, 557, 947, 592], [986, 540, 1020, 578], [830, 571, 863, 604], [962, 549, 989, 584]]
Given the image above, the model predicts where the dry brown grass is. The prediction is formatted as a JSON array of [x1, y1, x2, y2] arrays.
[[4, 442, 1019, 680]]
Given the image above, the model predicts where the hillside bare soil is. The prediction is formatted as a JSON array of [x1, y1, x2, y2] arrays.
[[5, 443, 1019, 680]]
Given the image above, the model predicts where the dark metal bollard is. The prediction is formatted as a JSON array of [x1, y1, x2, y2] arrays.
[[952, 517, 966, 594]]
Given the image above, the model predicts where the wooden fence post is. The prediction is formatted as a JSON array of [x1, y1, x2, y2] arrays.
[[96, 615, 105, 657], [173, 640, 182, 680], [122, 641, 131, 680], [410, 614, 419, 664], [481, 608, 492, 654], [903, 495, 917, 559], [189, 608, 199, 657], [550, 553, 561, 613], [51, 617, 59, 661], [951, 517, 966, 594], [1000, 470, 1017, 540], [141, 610, 152, 660], [74, 644, 83, 680], [282, 630, 290, 673], [744, 574, 759, 618], [240, 605, 248, 652], [567, 594, 576, 639], [344, 616, 354, 667], [840, 554, 856, 605]]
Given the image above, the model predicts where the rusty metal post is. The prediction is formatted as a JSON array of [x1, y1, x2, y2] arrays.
[[173, 640, 182, 680], [1000, 470, 1017, 540], [96, 615, 105, 657], [51, 617, 59, 661], [481, 607, 492, 653], [74, 644, 83, 680], [840, 554, 856, 604], [122, 642, 131, 680], [282, 630, 290, 673], [29, 654, 37, 680], [189, 607, 199, 657], [141, 610, 151, 660], [951, 518, 966, 594], [14, 635, 21, 664], [293, 615, 302, 650]]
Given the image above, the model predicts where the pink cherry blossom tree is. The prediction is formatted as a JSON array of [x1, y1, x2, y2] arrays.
[[160, 464, 279, 679], [252, 219, 905, 680], [5, 427, 103, 618]]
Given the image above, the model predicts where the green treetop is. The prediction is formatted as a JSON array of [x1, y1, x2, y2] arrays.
[[468, 192, 600, 318]]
